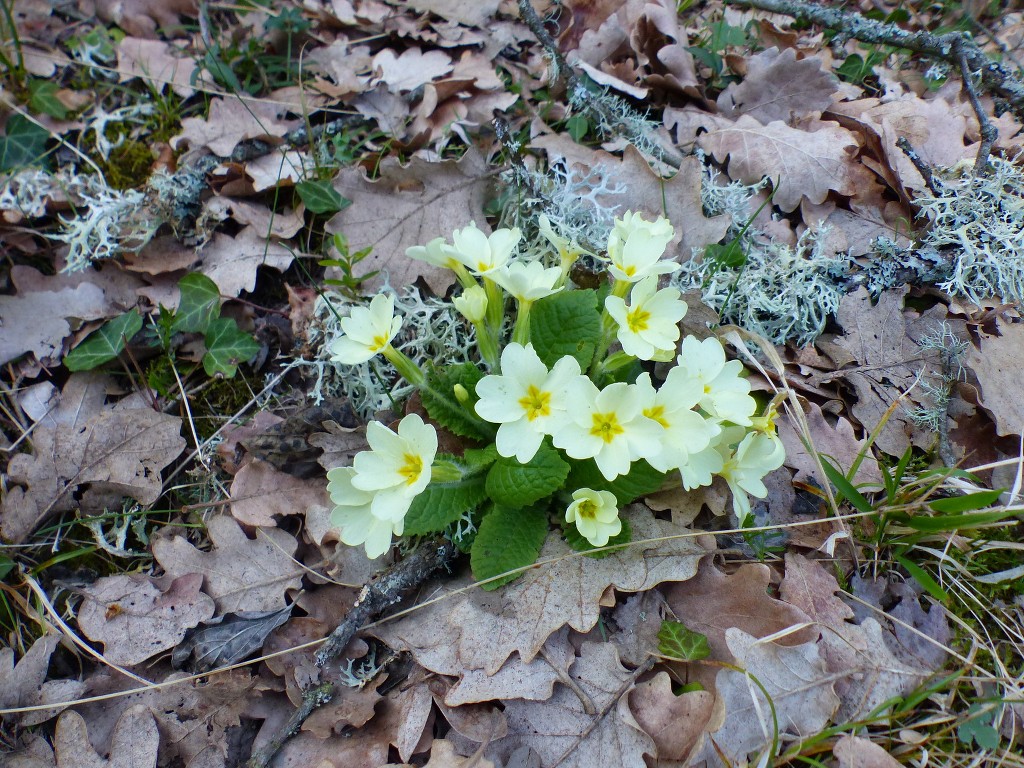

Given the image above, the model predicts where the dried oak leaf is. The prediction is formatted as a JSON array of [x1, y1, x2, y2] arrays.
[[695, 628, 840, 766], [403, 0, 501, 26], [195, 226, 296, 297], [326, 149, 493, 295], [1, 374, 186, 543], [627, 671, 713, 763], [115, 37, 197, 98], [698, 115, 862, 212], [777, 400, 881, 486], [371, 47, 454, 92], [229, 459, 331, 528], [172, 97, 298, 157], [152, 515, 303, 613], [76, 573, 215, 666], [0, 634, 86, 726], [84, 0, 196, 38], [780, 554, 933, 722], [55, 705, 159, 768], [374, 507, 711, 681], [0, 280, 108, 366], [533, 137, 732, 258], [833, 734, 903, 768], [486, 642, 655, 768], [385, 738, 496, 768], [717, 47, 837, 125], [964, 316, 1024, 436]]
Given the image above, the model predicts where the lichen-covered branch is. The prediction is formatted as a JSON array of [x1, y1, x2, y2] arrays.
[[725, 0, 1024, 115], [247, 538, 460, 768]]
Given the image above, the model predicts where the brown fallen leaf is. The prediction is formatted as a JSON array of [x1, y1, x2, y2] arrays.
[[964, 316, 1024, 436], [0, 280, 109, 366], [1, 373, 186, 543], [0, 634, 86, 726], [55, 705, 160, 768], [76, 573, 215, 666], [115, 37, 197, 98], [152, 515, 303, 613], [172, 97, 298, 157], [384, 738, 496, 768], [371, 46, 454, 92], [698, 115, 863, 212], [374, 506, 711, 680], [326, 149, 495, 295], [777, 400, 882, 486], [717, 47, 837, 125], [833, 734, 903, 768], [195, 226, 297, 297], [404, 0, 501, 27], [486, 642, 655, 768], [229, 459, 331, 528], [696, 627, 840, 766], [86, 0, 196, 38], [628, 671, 714, 762]]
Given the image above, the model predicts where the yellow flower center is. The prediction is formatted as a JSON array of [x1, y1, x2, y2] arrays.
[[624, 265, 636, 277], [518, 385, 552, 421], [477, 261, 489, 272], [577, 499, 598, 520], [398, 453, 423, 485], [626, 306, 651, 333], [644, 405, 669, 428], [372, 334, 388, 350], [590, 412, 625, 443]]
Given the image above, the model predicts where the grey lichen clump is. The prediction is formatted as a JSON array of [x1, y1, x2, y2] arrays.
[[915, 155, 1024, 306]]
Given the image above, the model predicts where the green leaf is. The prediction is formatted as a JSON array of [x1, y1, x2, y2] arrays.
[[657, 620, 711, 661], [471, 505, 549, 590], [0, 554, 15, 581], [565, 114, 589, 142], [563, 516, 631, 558], [0, 114, 51, 172], [296, 180, 351, 215], [203, 318, 260, 377], [485, 442, 570, 509], [172, 273, 221, 334], [820, 456, 874, 513], [64, 310, 143, 371], [404, 475, 487, 536], [28, 80, 68, 120], [929, 489, 1004, 514], [420, 362, 494, 441], [895, 506, 1020, 533], [530, 290, 602, 369], [567, 459, 665, 506], [958, 710, 1000, 750]]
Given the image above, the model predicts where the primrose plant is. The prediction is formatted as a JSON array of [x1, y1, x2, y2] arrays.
[[326, 212, 785, 588]]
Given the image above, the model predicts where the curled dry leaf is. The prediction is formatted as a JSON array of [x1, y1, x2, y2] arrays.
[[76, 573, 215, 666], [1, 373, 186, 543], [152, 515, 303, 613], [0, 634, 86, 726], [628, 671, 714, 763], [229, 459, 331, 528]]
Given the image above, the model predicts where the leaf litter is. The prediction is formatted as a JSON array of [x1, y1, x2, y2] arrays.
[[3, 0, 1024, 765]]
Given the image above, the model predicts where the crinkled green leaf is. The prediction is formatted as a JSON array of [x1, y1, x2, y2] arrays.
[[485, 442, 569, 509], [172, 273, 221, 334], [404, 475, 487, 536], [471, 505, 549, 590], [658, 620, 711, 661], [530, 289, 602, 369], [562, 516, 631, 558], [296, 180, 351, 215], [421, 362, 494, 441], [64, 310, 143, 371], [0, 114, 51, 172], [567, 459, 665, 505], [203, 318, 260, 377]]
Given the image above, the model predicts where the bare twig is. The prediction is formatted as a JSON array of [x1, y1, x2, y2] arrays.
[[247, 538, 460, 768], [895, 137, 940, 196], [951, 38, 999, 174]]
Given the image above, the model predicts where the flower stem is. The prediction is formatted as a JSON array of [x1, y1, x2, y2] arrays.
[[382, 345, 426, 387], [474, 320, 501, 370], [511, 300, 533, 346]]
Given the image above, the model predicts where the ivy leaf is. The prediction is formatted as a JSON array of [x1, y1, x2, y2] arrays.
[[657, 620, 711, 661], [530, 290, 602, 369], [203, 318, 260, 377], [0, 114, 51, 172], [567, 459, 666, 505], [65, 310, 144, 371], [172, 273, 221, 334], [296, 180, 351, 215], [28, 80, 68, 120], [563, 516, 631, 558], [470, 505, 549, 590], [404, 475, 487, 536], [485, 442, 569, 509], [420, 362, 494, 441]]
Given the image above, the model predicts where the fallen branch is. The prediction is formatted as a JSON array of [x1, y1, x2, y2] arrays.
[[247, 538, 460, 768]]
